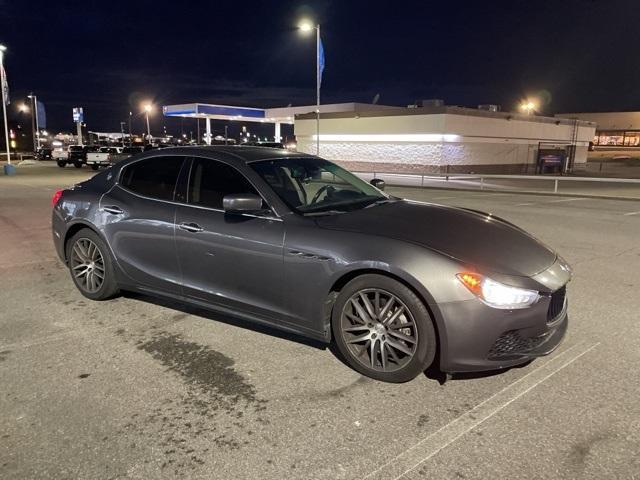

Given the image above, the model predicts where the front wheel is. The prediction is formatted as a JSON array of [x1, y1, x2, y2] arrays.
[[66, 229, 120, 300], [90, 164, 99, 171], [331, 274, 436, 383], [57, 161, 66, 168], [74, 161, 83, 169]]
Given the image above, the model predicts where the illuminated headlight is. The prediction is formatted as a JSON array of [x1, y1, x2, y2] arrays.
[[457, 273, 540, 309]]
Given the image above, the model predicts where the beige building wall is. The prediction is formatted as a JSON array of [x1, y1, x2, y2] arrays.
[[295, 112, 595, 173]]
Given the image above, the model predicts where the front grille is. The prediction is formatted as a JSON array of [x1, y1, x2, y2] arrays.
[[488, 330, 549, 359], [547, 286, 566, 323]]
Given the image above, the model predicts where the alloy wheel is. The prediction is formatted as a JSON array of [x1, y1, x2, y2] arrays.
[[340, 288, 419, 372], [70, 238, 105, 293]]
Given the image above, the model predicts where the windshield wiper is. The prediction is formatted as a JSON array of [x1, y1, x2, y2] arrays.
[[363, 198, 397, 209], [302, 209, 347, 217]]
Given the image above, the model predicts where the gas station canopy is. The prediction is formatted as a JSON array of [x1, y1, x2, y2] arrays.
[[162, 103, 295, 125]]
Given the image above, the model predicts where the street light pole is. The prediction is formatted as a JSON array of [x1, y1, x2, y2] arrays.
[[27, 94, 37, 152], [0, 45, 10, 165], [315, 23, 320, 156], [128, 112, 132, 146], [299, 21, 322, 155]]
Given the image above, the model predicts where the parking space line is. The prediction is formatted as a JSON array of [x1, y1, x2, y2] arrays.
[[361, 342, 600, 480], [547, 198, 588, 203], [623, 210, 640, 216], [515, 202, 536, 206]]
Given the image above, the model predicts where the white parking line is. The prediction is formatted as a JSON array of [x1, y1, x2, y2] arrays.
[[361, 342, 600, 480], [515, 202, 536, 206], [547, 198, 588, 203], [623, 210, 640, 216]]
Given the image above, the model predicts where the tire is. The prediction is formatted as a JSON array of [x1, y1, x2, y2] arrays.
[[66, 228, 120, 301], [74, 161, 83, 169], [91, 164, 99, 171], [57, 161, 66, 168], [331, 274, 436, 383]]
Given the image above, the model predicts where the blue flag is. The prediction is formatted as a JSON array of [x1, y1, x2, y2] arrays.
[[318, 37, 325, 86], [37, 100, 46, 129]]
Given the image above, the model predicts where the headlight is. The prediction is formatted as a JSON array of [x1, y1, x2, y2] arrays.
[[457, 273, 539, 309]]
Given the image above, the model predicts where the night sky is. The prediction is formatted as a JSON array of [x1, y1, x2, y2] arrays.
[[3, 0, 640, 136]]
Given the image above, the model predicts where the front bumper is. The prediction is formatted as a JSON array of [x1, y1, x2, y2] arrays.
[[437, 263, 570, 373]]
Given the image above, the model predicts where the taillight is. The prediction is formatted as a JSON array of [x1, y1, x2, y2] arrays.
[[51, 189, 64, 207]]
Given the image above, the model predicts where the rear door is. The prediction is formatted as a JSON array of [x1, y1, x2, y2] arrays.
[[174, 157, 286, 319], [100, 155, 187, 294]]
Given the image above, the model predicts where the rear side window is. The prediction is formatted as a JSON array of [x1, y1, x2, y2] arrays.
[[120, 156, 185, 201], [188, 158, 259, 209]]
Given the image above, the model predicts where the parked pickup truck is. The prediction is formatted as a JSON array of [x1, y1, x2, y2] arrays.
[[86, 147, 129, 170], [59, 145, 95, 168], [52, 148, 69, 163]]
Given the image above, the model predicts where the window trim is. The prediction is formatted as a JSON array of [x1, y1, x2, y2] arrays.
[[117, 154, 187, 203], [115, 153, 283, 221], [181, 155, 282, 220]]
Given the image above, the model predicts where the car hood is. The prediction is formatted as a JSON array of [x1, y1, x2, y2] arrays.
[[314, 200, 556, 277]]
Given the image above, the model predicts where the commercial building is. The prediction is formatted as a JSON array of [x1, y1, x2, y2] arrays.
[[295, 105, 596, 174], [556, 112, 640, 148]]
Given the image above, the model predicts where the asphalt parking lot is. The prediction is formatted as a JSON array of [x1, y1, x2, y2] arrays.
[[1, 163, 639, 479]]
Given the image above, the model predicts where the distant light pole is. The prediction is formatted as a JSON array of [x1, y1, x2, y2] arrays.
[[120, 121, 126, 147], [0, 44, 10, 165], [27, 94, 40, 150], [142, 103, 153, 143], [298, 20, 322, 155], [128, 111, 133, 146]]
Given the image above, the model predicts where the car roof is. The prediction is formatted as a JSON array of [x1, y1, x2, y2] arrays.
[[137, 145, 316, 164]]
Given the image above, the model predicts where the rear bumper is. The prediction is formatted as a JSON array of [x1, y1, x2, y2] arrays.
[[437, 287, 569, 373]]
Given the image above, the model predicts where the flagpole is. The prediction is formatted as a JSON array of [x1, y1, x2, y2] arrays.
[[0, 45, 10, 166], [316, 24, 320, 156]]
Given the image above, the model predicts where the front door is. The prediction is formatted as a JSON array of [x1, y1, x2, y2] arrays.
[[174, 157, 285, 320]]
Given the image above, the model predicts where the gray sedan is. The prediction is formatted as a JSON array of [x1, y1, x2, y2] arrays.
[[51, 146, 570, 383]]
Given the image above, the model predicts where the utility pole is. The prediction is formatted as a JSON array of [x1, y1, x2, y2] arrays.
[[27, 93, 37, 152]]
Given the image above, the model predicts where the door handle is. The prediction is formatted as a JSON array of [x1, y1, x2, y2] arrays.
[[103, 205, 124, 215], [179, 222, 204, 233]]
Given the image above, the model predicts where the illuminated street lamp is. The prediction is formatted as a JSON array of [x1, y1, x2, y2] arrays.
[[298, 19, 323, 155], [519, 99, 538, 115]]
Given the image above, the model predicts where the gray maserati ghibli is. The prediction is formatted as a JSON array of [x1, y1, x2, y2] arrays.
[[52, 146, 571, 383]]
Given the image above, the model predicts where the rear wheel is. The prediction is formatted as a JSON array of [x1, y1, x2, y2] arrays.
[[57, 161, 66, 168], [66, 229, 120, 300], [74, 161, 83, 168], [332, 274, 436, 383]]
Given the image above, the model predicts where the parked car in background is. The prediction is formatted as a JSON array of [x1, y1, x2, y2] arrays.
[[86, 146, 129, 170], [122, 146, 145, 156], [242, 141, 285, 149], [35, 147, 53, 161], [60, 145, 100, 168]]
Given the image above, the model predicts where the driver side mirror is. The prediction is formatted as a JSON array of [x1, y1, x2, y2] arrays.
[[370, 178, 386, 191], [223, 193, 263, 214]]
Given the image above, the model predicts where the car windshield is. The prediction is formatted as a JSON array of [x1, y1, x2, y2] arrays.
[[249, 157, 388, 215]]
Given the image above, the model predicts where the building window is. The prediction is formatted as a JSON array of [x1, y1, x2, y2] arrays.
[[623, 131, 640, 147]]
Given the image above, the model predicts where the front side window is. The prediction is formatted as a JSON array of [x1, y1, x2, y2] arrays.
[[249, 158, 387, 215], [120, 156, 185, 201], [188, 158, 260, 210]]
